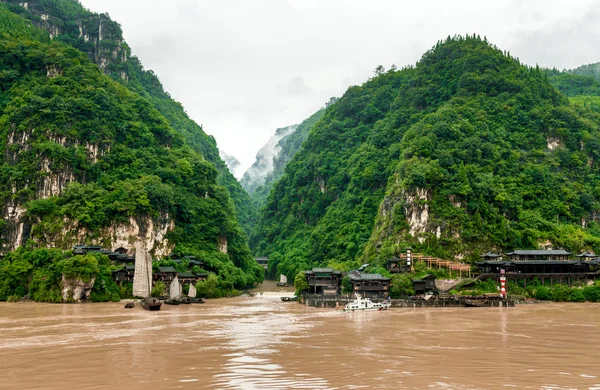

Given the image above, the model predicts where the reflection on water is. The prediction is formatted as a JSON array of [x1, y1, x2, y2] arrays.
[[0, 293, 599, 390]]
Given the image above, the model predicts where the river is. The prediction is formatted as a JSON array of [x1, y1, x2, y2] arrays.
[[0, 287, 599, 389]]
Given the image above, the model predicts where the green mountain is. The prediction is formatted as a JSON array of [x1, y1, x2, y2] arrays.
[[545, 66, 600, 113], [253, 35, 600, 280], [0, 1, 263, 301], [0, 0, 257, 236]]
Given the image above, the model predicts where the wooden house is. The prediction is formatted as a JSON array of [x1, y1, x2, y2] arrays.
[[304, 268, 342, 295], [412, 274, 436, 295], [114, 247, 128, 254], [178, 272, 198, 286], [112, 264, 135, 283], [347, 273, 390, 299], [154, 266, 178, 284], [505, 250, 571, 261]]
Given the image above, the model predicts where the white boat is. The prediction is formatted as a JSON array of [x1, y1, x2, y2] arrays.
[[339, 295, 390, 312], [276, 274, 288, 287]]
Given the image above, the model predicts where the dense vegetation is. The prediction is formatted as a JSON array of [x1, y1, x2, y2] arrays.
[[463, 278, 600, 303], [0, 2, 263, 301], [253, 35, 600, 282], [249, 108, 326, 210], [1, 0, 257, 235]]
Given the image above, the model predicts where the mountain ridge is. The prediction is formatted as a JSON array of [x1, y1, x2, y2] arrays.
[[252, 35, 600, 279]]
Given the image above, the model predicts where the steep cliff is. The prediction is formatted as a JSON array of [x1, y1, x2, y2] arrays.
[[253, 36, 600, 278], [0, 2, 263, 294], [1, 0, 257, 236]]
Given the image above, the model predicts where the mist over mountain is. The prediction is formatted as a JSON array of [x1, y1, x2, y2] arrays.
[[240, 124, 298, 194], [219, 150, 243, 179]]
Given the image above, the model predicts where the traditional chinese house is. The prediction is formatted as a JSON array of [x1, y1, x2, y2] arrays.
[[178, 272, 198, 285], [387, 256, 407, 273], [304, 268, 342, 295], [476, 249, 599, 285], [505, 250, 571, 261], [154, 267, 178, 284], [112, 264, 135, 283], [412, 274, 436, 295], [348, 273, 390, 299]]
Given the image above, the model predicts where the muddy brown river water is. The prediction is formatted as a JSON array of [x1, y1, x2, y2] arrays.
[[0, 288, 599, 389]]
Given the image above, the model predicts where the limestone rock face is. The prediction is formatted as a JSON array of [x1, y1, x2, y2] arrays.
[[61, 275, 95, 303]]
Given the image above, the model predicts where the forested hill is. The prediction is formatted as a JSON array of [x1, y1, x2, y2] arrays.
[[253, 35, 600, 280], [0, 1, 264, 298], [0, 0, 256, 235], [545, 66, 600, 114]]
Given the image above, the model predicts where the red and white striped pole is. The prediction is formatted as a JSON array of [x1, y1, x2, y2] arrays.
[[500, 268, 507, 299]]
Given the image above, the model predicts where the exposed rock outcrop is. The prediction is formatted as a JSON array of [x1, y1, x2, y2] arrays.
[[61, 275, 95, 302]]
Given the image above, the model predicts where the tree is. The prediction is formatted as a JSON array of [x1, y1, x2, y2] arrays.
[[151, 281, 165, 298], [389, 274, 414, 298], [294, 271, 309, 296], [374, 65, 385, 76], [341, 276, 353, 294]]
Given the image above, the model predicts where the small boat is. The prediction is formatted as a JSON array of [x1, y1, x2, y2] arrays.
[[339, 295, 390, 312], [276, 274, 288, 287], [164, 276, 182, 305], [187, 283, 205, 303], [180, 296, 192, 304], [280, 296, 298, 302], [124, 301, 135, 309], [141, 297, 162, 311], [463, 299, 487, 307]]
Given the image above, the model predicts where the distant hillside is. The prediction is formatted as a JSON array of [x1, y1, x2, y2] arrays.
[[252, 35, 600, 279], [546, 67, 600, 113]]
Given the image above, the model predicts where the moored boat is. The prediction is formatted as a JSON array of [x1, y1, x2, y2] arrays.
[[187, 283, 205, 303], [281, 296, 298, 302], [124, 301, 135, 309], [339, 295, 390, 312], [463, 299, 487, 307], [276, 274, 289, 287], [141, 297, 162, 311], [164, 276, 182, 305]]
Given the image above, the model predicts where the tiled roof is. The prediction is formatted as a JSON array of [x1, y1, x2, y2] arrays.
[[158, 266, 177, 273], [506, 250, 571, 256], [348, 273, 390, 281]]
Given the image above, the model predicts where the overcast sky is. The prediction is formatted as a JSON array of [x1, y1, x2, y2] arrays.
[[80, 0, 600, 176]]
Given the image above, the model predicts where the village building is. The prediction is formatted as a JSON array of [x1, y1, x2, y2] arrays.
[[347, 273, 390, 299], [178, 272, 198, 286], [412, 274, 436, 295], [112, 264, 135, 283], [476, 249, 600, 286], [480, 251, 502, 261], [153, 266, 178, 284], [304, 268, 342, 295], [505, 250, 571, 261], [387, 256, 408, 273]]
